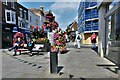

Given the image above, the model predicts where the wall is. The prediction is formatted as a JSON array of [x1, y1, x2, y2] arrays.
[[98, 4, 106, 57], [81, 33, 98, 45], [28, 10, 40, 30]]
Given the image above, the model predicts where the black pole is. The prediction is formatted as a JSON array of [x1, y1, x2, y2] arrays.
[[50, 52, 58, 74]]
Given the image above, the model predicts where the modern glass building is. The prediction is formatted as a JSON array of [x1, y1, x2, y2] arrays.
[[78, 0, 98, 44]]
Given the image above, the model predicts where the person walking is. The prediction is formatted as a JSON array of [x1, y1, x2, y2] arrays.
[[8, 37, 24, 56], [76, 33, 82, 49], [90, 33, 97, 49]]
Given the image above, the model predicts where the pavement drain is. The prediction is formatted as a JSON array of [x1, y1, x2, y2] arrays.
[[69, 74, 74, 79], [28, 63, 32, 65], [32, 64, 37, 67], [38, 66, 42, 69], [23, 61, 28, 63]]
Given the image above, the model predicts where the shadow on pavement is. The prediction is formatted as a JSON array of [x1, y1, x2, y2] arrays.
[[97, 64, 118, 74], [57, 66, 63, 73], [79, 78, 118, 80], [92, 47, 98, 53], [60, 50, 70, 54]]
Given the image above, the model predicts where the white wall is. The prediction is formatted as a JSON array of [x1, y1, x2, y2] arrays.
[[28, 10, 40, 31]]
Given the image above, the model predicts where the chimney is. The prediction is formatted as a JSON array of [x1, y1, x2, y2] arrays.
[[40, 6, 44, 12]]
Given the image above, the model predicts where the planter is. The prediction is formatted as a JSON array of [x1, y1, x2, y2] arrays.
[[42, 43, 51, 52], [50, 52, 58, 74]]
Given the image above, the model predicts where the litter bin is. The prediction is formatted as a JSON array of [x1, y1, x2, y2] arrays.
[[50, 52, 58, 74]]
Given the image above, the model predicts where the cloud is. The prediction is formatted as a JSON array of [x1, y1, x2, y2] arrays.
[[50, 2, 79, 11], [49, 2, 79, 30]]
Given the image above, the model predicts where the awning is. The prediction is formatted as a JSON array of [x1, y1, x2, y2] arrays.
[[20, 28, 30, 35], [12, 27, 18, 32]]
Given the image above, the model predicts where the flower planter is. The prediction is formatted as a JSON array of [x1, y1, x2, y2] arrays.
[[42, 43, 51, 52], [50, 52, 58, 74]]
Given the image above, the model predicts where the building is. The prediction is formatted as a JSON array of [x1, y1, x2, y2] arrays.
[[97, 1, 120, 65], [16, 3, 30, 38], [78, 0, 98, 45], [66, 21, 78, 40], [28, 10, 40, 31], [1, 0, 18, 48], [0, 1, 2, 49], [29, 6, 44, 29]]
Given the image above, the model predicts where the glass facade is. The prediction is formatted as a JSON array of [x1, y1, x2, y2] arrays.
[[105, 2, 120, 64], [78, 1, 98, 33]]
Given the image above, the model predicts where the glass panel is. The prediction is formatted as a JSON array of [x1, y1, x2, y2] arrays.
[[105, 10, 120, 64], [7, 12, 10, 21]]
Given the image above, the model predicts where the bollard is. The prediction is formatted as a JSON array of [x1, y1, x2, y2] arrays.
[[50, 52, 58, 74]]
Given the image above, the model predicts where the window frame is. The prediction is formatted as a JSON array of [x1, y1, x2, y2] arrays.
[[3, 0, 8, 5], [11, 2, 15, 9]]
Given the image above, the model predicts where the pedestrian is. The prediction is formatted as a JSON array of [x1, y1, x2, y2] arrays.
[[27, 38, 35, 56], [90, 33, 97, 49], [75, 33, 82, 49], [8, 37, 24, 56]]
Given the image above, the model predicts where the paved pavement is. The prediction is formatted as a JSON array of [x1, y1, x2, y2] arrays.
[[1, 44, 118, 79]]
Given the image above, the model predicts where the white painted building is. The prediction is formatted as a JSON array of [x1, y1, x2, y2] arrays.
[[28, 10, 40, 31]]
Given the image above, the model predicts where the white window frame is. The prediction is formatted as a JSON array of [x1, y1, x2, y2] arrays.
[[5, 9, 16, 24], [11, 11, 16, 24], [24, 10, 27, 19], [19, 8, 23, 18], [3, 0, 8, 5], [5, 9, 11, 23]]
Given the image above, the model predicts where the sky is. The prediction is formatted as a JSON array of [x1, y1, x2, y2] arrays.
[[18, 2, 80, 31]]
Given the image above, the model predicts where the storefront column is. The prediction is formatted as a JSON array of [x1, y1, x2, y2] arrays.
[[98, 4, 107, 57], [0, 23, 2, 49]]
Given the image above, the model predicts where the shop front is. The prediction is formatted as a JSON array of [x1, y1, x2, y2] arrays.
[[2, 24, 13, 48], [19, 27, 31, 42], [104, 2, 120, 64]]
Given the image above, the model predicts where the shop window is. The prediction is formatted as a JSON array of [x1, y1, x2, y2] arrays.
[[116, 10, 120, 41], [107, 0, 119, 11]]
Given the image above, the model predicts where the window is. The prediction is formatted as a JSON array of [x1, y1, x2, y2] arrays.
[[12, 12, 14, 22], [5, 9, 16, 24], [3, 0, 7, 5], [11, 2, 14, 9], [7, 12, 10, 21], [24, 10, 27, 19], [30, 16, 32, 22], [19, 8, 23, 18], [36, 19, 38, 25]]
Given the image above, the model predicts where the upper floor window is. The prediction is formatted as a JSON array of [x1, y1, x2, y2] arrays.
[[11, 2, 15, 9], [36, 19, 38, 25], [19, 8, 23, 18], [6, 12, 11, 21], [5, 9, 16, 24], [24, 10, 27, 19], [3, 0, 8, 5], [30, 16, 32, 22]]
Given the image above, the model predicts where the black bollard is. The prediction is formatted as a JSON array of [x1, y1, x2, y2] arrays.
[[50, 52, 58, 74]]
